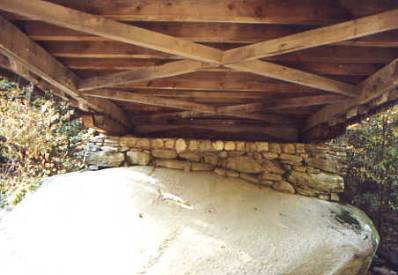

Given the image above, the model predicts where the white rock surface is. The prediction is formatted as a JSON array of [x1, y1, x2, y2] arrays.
[[0, 167, 378, 275]]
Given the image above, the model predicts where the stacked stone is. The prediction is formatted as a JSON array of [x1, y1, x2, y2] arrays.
[[87, 135, 346, 201]]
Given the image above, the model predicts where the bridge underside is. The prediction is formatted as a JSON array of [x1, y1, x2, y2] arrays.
[[0, 0, 398, 142]]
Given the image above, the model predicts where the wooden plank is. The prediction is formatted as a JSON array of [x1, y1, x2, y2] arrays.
[[2, 0, 357, 25], [8, 0, 398, 25], [133, 124, 299, 142], [43, 42, 398, 64], [264, 95, 347, 110], [227, 60, 357, 97], [85, 89, 296, 124], [81, 114, 128, 135], [133, 110, 295, 125], [20, 21, 398, 48], [18, 20, 398, 50], [113, 90, 278, 100], [304, 58, 398, 132], [303, 100, 356, 132], [106, 79, 323, 93], [223, 9, 398, 64], [217, 95, 347, 113], [0, 16, 130, 129], [0, 51, 70, 102], [62, 58, 382, 76], [85, 89, 217, 113], [45, 41, 178, 59], [357, 58, 398, 104], [19, 21, 309, 44], [0, 0, 222, 63], [61, 58, 227, 72], [78, 60, 207, 91]]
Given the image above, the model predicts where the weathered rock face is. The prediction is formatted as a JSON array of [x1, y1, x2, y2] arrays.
[[87, 151, 124, 167], [0, 167, 378, 275], [87, 135, 347, 201]]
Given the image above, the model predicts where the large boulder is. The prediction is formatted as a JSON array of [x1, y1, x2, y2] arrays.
[[0, 167, 378, 275]]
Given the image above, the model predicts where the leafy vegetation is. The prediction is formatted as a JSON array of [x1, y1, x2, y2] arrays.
[[340, 104, 398, 270], [343, 105, 398, 220], [0, 78, 92, 207]]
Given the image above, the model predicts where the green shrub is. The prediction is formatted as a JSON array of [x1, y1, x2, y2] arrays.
[[0, 78, 92, 207]]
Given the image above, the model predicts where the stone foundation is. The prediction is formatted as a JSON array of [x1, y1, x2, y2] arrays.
[[86, 135, 347, 201]]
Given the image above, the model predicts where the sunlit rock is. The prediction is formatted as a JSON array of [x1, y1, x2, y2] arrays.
[[0, 167, 378, 275]]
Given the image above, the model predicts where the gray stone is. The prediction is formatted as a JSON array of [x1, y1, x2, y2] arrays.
[[296, 144, 306, 154], [272, 181, 296, 194], [199, 140, 213, 152], [308, 157, 342, 174], [262, 159, 285, 174], [263, 152, 278, 160], [100, 146, 119, 152], [236, 141, 245, 151], [87, 151, 124, 167], [135, 138, 150, 149], [255, 142, 269, 152], [262, 173, 283, 182], [225, 170, 240, 178], [279, 154, 303, 164], [119, 136, 137, 147], [188, 140, 200, 151], [225, 156, 264, 173], [126, 151, 151, 166], [175, 138, 187, 153], [164, 139, 175, 149], [224, 141, 236, 151], [179, 152, 201, 162], [281, 143, 296, 154], [269, 143, 282, 153], [239, 173, 259, 183], [212, 140, 224, 151], [288, 171, 344, 193], [214, 168, 227, 176], [156, 160, 190, 171], [152, 149, 178, 159], [203, 153, 218, 166], [0, 167, 378, 275], [191, 162, 214, 171], [151, 139, 164, 149]]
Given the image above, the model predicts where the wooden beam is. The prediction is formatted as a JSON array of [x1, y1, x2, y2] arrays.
[[19, 21, 310, 44], [118, 79, 321, 93], [81, 114, 128, 135], [0, 15, 130, 129], [0, 0, 222, 63], [304, 58, 398, 132], [223, 9, 398, 64], [0, 52, 72, 102], [84, 89, 217, 113], [112, 90, 316, 100], [133, 110, 295, 125], [357, 58, 398, 104], [19, 21, 398, 47], [133, 124, 299, 142], [45, 42, 398, 64], [264, 94, 347, 110], [226, 60, 357, 97], [64, 58, 381, 76], [216, 94, 347, 113], [303, 100, 356, 132], [7, 0, 398, 25], [85, 89, 296, 124], [78, 60, 208, 91]]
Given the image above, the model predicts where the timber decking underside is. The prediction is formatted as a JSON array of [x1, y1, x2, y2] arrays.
[[1, 0, 398, 141]]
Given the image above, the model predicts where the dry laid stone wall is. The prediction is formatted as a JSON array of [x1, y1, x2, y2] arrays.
[[86, 135, 347, 201]]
